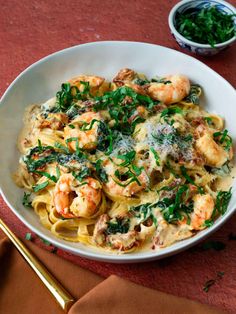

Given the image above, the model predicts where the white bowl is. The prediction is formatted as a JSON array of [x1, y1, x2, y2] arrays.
[[168, 0, 236, 56], [0, 41, 235, 263]]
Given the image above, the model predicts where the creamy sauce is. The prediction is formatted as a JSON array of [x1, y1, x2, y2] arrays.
[[216, 165, 236, 191]]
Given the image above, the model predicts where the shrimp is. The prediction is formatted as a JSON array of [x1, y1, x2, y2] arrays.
[[106, 231, 137, 251], [68, 75, 106, 96], [195, 125, 229, 167], [190, 194, 214, 230], [113, 68, 147, 95], [37, 113, 68, 130], [147, 74, 190, 105], [54, 173, 102, 218], [102, 159, 149, 198], [64, 111, 101, 151]]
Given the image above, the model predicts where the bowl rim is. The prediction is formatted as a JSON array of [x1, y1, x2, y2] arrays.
[[0, 40, 236, 263], [168, 0, 236, 49]]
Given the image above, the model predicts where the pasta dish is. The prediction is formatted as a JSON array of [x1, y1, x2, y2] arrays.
[[15, 68, 234, 253]]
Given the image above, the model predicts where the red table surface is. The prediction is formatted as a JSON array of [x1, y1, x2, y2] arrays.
[[0, 0, 236, 312]]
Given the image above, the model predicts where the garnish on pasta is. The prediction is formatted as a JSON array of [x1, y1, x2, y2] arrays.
[[14, 68, 234, 253]]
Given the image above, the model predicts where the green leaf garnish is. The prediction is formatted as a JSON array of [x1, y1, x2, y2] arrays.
[[116, 150, 136, 167], [72, 166, 91, 182], [180, 165, 203, 194], [106, 217, 130, 235], [213, 129, 232, 151], [25, 233, 32, 241], [150, 147, 160, 166], [213, 188, 232, 216], [184, 85, 201, 105], [33, 181, 49, 192], [35, 170, 58, 183], [22, 192, 32, 208], [95, 160, 108, 183], [175, 6, 235, 48]]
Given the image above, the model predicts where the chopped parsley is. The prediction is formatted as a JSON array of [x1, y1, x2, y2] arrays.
[[25, 233, 32, 241], [34, 170, 58, 183], [213, 188, 232, 216], [160, 106, 183, 124], [95, 160, 108, 183], [175, 6, 235, 47], [151, 77, 171, 84], [203, 271, 224, 292], [180, 165, 204, 194], [56, 81, 90, 112], [40, 237, 51, 246], [94, 86, 157, 135], [22, 192, 32, 208], [150, 147, 160, 166], [184, 85, 201, 105], [106, 217, 130, 235], [213, 129, 232, 152], [72, 166, 91, 182], [130, 202, 158, 226], [33, 181, 49, 192]]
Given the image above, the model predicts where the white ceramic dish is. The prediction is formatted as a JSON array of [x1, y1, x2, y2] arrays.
[[0, 41, 235, 263]]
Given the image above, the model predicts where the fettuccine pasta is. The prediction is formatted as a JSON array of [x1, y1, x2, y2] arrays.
[[14, 68, 234, 253]]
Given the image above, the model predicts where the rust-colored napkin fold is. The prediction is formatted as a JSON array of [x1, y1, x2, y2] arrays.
[[0, 233, 224, 314]]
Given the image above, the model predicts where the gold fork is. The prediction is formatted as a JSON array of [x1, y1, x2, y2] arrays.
[[0, 217, 75, 312]]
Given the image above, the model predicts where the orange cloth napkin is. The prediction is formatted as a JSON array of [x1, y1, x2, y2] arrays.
[[0, 234, 224, 314]]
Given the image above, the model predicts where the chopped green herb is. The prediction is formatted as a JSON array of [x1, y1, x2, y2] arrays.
[[25, 233, 32, 241], [203, 219, 214, 227], [54, 142, 70, 154], [213, 129, 232, 151], [175, 6, 235, 48], [94, 86, 156, 135], [130, 202, 158, 226], [180, 165, 203, 194], [68, 124, 75, 129], [95, 160, 108, 183], [160, 106, 183, 121], [65, 137, 83, 157], [22, 192, 32, 208], [37, 139, 43, 152], [184, 85, 201, 105], [33, 181, 49, 192], [203, 271, 224, 292], [80, 81, 90, 94], [40, 237, 51, 246], [23, 145, 56, 172], [56, 82, 90, 112], [213, 188, 232, 216], [106, 217, 130, 235], [72, 166, 91, 182], [204, 117, 213, 126], [80, 119, 100, 131], [151, 77, 171, 84], [116, 150, 136, 167], [56, 166, 60, 180], [133, 77, 150, 86], [150, 147, 160, 166], [35, 170, 58, 183]]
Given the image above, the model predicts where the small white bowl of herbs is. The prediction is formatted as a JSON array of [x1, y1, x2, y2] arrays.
[[168, 0, 236, 56]]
